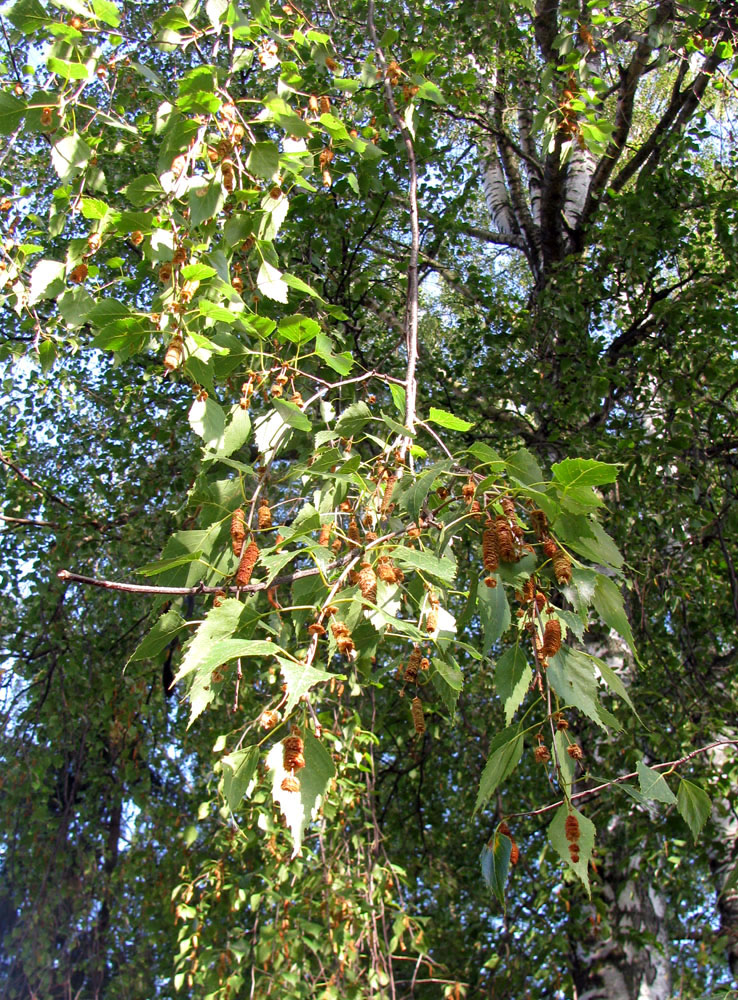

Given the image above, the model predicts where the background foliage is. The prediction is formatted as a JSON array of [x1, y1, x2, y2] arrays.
[[1, 0, 738, 997]]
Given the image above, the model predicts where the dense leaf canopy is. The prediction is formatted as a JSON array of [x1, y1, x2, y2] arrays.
[[2, 1, 738, 997]]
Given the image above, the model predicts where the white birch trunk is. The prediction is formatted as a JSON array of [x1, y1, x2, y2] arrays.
[[481, 137, 516, 235], [563, 143, 596, 229]]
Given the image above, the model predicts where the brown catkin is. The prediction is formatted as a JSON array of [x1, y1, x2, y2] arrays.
[[496, 516, 517, 562], [461, 480, 475, 502], [482, 520, 500, 573], [231, 508, 246, 556], [567, 743, 584, 760], [283, 728, 305, 772], [425, 609, 438, 634], [411, 696, 425, 735], [534, 745, 551, 763], [552, 547, 572, 585], [377, 556, 400, 583], [259, 709, 281, 730], [541, 620, 562, 657], [530, 508, 548, 540], [543, 537, 558, 558], [381, 475, 397, 515], [331, 621, 355, 656], [522, 577, 535, 603], [500, 496, 516, 518], [163, 335, 184, 371], [281, 775, 300, 793], [509, 841, 520, 865], [347, 517, 360, 546], [403, 645, 423, 684], [258, 498, 272, 530], [564, 814, 580, 843], [358, 562, 377, 602], [318, 523, 332, 546], [236, 538, 259, 586]]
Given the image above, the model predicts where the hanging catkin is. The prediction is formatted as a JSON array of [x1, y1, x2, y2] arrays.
[[231, 508, 246, 556], [236, 538, 259, 586]]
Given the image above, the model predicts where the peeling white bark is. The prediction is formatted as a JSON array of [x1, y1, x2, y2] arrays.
[[563, 143, 596, 229], [481, 137, 516, 235]]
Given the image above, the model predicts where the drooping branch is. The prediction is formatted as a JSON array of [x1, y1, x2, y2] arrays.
[[367, 0, 419, 452], [505, 739, 738, 821]]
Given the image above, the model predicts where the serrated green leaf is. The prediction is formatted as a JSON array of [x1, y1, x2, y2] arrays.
[[277, 656, 332, 715], [637, 761, 677, 805], [552, 458, 619, 489], [400, 463, 451, 521], [0, 92, 26, 134], [593, 574, 638, 660], [495, 646, 530, 725], [213, 405, 251, 460], [256, 260, 289, 302], [334, 400, 372, 436], [547, 646, 611, 731], [426, 406, 474, 431], [189, 397, 225, 451], [268, 730, 335, 857], [272, 397, 312, 432], [392, 545, 456, 583], [128, 610, 188, 661], [478, 579, 510, 653], [505, 448, 543, 487], [474, 725, 524, 813], [221, 746, 259, 811], [548, 805, 595, 896], [677, 779, 711, 842], [431, 655, 463, 715], [51, 132, 91, 182], [247, 141, 279, 178], [480, 832, 512, 908]]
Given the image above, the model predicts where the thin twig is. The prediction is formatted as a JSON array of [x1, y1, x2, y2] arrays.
[[505, 739, 738, 821]]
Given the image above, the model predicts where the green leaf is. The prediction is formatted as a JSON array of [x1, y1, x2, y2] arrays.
[[272, 397, 312, 432], [212, 405, 251, 460], [478, 580, 510, 653], [181, 262, 217, 282], [278, 313, 319, 344], [51, 133, 91, 182], [315, 332, 354, 375], [552, 458, 619, 489], [8, 0, 51, 34], [637, 761, 677, 805], [400, 463, 451, 521], [189, 397, 225, 451], [334, 400, 372, 437], [547, 647, 611, 731], [431, 655, 463, 715], [468, 441, 505, 468], [594, 655, 640, 718], [474, 725, 524, 813], [480, 831, 512, 909], [677, 779, 711, 842], [28, 258, 65, 305], [0, 92, 26, 134], [247, 141, 280, 178], [505, 448, 543, 487], [277, 657, 333, 716], [426, 406, 474, 431], [256, 260, 289, 302], [593, 574, 638, 660], [220, 746, 259, 811], [392, 545, 457, 584], [268, 730, 335, 857], [91, 0, 121, 27], [173, 599, 246, 683], [128, 610, 188, 662], [548, 805, 595, 896], [495, 646, 530, 725], [124, 174, 164, 206]]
